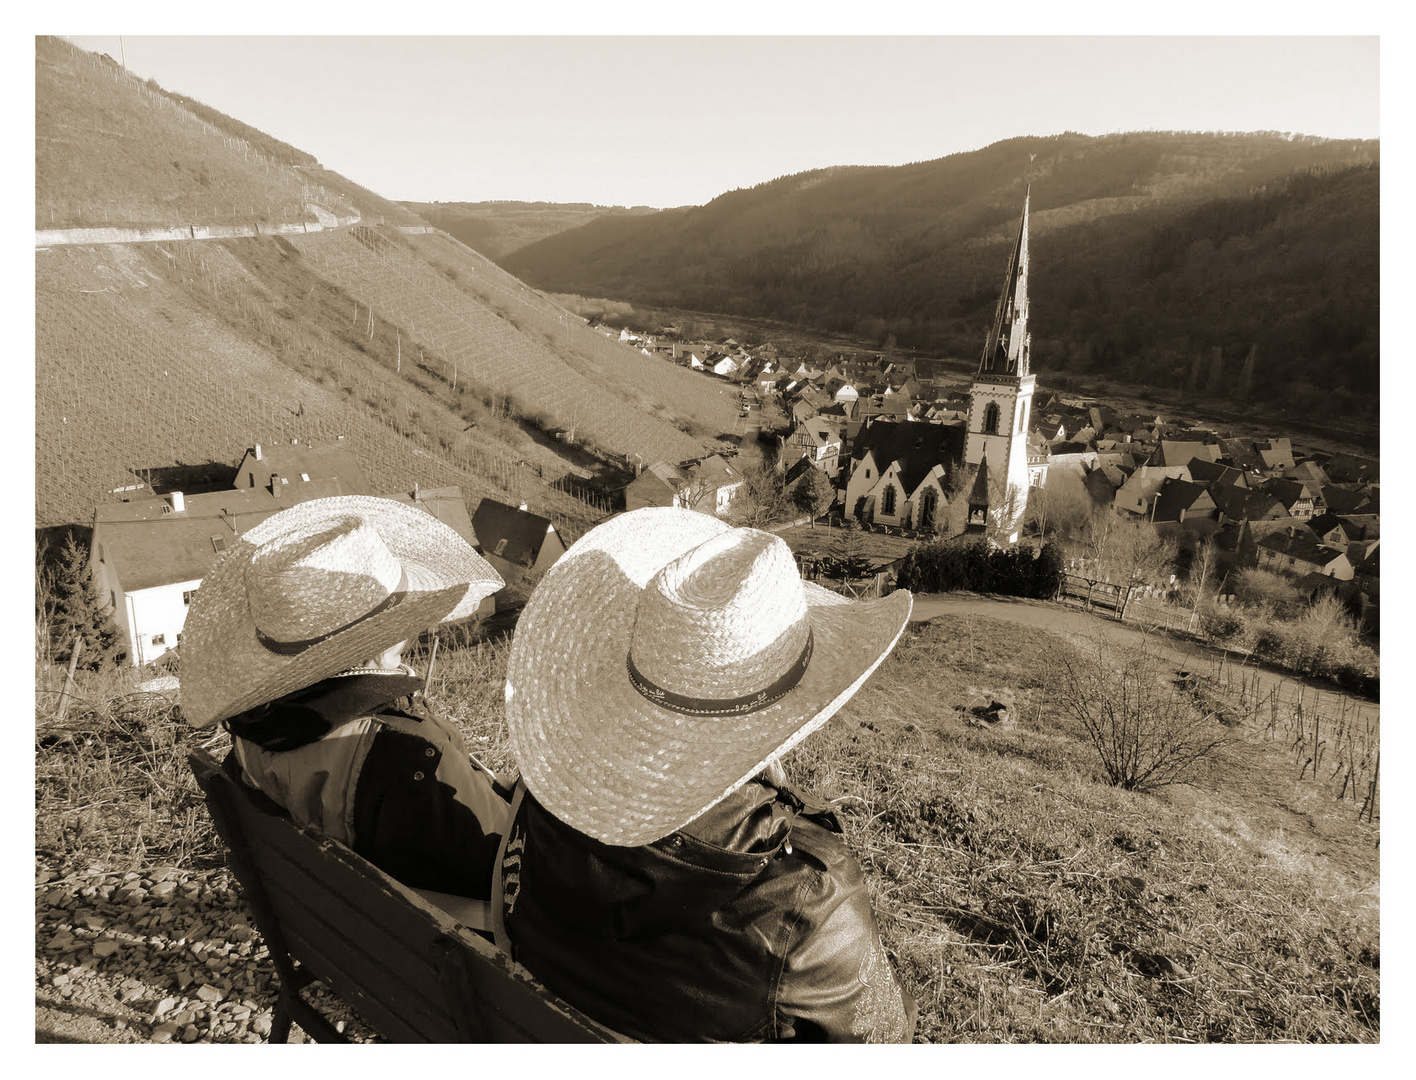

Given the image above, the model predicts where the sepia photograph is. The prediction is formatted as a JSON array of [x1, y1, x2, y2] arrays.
[[32, 10, 1383, 1049]]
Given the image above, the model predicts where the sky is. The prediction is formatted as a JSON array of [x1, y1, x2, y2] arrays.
[[59, 29, 1380, 210]]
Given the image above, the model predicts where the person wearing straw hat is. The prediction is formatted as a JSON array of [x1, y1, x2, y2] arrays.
[[181, 496, 511, 902], [493, 506, 918, 1042]]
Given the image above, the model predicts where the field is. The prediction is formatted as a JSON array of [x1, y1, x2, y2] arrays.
[[35, 610, 1379, 1043]]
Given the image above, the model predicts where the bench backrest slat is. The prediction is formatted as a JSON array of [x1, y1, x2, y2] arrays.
[[189, 748, 627, 1043]]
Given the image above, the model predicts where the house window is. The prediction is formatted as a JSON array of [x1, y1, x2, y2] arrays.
[[494, 538, 509, 556], [151, 634, 166, 647], [211, 536, 227, 553], [161, 504, 173, 515], [880, 485, 897, 516], [919, 488, 938, 529], [983, 402, 1001, 435], [183, 589, 197, 606], [1018, 401, 1027, 433]]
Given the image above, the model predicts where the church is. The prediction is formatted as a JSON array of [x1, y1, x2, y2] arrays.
[[841, 190, 1043, 544]]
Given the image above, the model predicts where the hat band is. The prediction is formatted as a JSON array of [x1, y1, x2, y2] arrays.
[[254, 569, 411, 657], [626, 629, 814, 717]]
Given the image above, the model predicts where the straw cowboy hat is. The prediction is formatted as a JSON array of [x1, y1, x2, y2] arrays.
[[504, 506, 913, 847], [181, 496, 504, 729]]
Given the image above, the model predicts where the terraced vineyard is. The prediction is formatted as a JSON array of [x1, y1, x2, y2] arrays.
[[33, 244, 608, 541], [294, 227, 724, 465]]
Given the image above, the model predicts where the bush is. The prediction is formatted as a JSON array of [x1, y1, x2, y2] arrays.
[[896, 539, 1062, 599], [1045, 631, 1247, 791]]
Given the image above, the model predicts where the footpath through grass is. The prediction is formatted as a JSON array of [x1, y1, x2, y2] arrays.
[[35, 614, 1379, 1042]]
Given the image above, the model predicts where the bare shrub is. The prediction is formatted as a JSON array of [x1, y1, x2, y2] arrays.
[[1045, 631, 1248, 791]]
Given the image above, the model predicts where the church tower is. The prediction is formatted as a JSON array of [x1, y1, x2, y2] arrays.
[[963, 190, 1036, 543]]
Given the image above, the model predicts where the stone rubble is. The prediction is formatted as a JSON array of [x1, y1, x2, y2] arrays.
[[34, 860, 379, 1044]]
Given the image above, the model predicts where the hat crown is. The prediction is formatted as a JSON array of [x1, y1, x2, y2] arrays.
[[245, 517, 405, 644], [629, 528, 810, 701]]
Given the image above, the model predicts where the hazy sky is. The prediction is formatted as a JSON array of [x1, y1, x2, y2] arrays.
[[58, 32, 1379, 209]]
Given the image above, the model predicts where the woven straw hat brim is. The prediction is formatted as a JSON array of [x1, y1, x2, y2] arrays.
[[181, 496, 503, 728], [505, 507, 913, 847]]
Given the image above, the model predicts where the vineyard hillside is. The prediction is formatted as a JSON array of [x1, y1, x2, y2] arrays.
[[36, 37, 741, 537]]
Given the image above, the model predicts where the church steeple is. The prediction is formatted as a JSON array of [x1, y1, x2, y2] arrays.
[[978, 187, 1030, 378], [963, 189, 1038, 545]]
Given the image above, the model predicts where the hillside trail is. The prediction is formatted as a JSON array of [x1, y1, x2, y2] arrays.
[[908, 592, 1379, 727]]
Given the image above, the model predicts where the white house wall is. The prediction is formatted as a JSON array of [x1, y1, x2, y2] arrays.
[[126, 579, 203, 667]]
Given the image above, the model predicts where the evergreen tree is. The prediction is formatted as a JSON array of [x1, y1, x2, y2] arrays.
[[50, 532, 127, 670]]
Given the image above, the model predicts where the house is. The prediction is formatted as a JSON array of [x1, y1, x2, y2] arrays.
[[1150, 477, 1218, 530], [1305, 513, 1351, 549], [232, 440, 372, 496], [1187, 457, 1250, 490], [1256, 529, 1354, 580], [1260, 477, 1316, 521], [1210, 485, 1289, 525], [1113, 465, 1191, 517], [856, 457, 950, 531], [469, 498, 567, 609], [624, 457, 743, 516], [781, 416, 844, 478], [1150, 440, 1220, 468], [1321, 484, 1377, 517], [709, 355, 740, 377], [90, 469, 370, 667], [1323, 453, 1379, 485], [1255, 438, 1296, 471]]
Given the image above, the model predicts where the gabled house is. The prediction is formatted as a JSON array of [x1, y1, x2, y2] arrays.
[[1323, 453, 1378, 485], [1321, 484, 1377, 517], [1255, 438, 1296, 471], [1256, 528, 1354, 581], [1151, 477, 1217, 528], [470, 498, 567, 609], [1305, 513, 1351, 549], [1260, 477, 1317, 521], [1187, 457, 1250, 490], [1210, 485, 1289, 525], [1284, 460, 1331, 490], [233, 440, 372, 496], [1113, 465, 1191, 517], [1150, 440, 1220, 468], [625, 461, 688, 512], [709, 355, 740, 377], [781, 416, 844, 478], [844, 421, 966, 527]]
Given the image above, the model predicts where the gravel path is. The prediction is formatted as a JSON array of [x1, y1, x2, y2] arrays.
[[34, 860, 373, 1044]]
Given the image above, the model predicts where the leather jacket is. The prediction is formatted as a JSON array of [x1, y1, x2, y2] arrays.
[[499, 777, 917, 1043], [224, 671, 510, 899]]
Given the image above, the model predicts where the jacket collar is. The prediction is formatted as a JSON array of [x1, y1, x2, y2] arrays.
[[223, 671, 424, 752]]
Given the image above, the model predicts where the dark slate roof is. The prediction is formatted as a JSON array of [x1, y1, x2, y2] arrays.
[[1211, 485, 1286, 521], [470, 498, 557, 568], [894, 454, 946, 498], [1151, 478, 1213, 524], [850, 419, 964, 467], [1323, 453, 1379, 485], [782, 454, 817, 487], [1355, 546, 1380, 578], [968, 459, 991, 507], [1187, 457, 1248, 487], [1337, 513, 1380, 540], [1156, 440, 1219, 467], [1260, 476, 1314, 511], [1306, 513, 1349, 543], [1256, 529, 1345, 567], [1320, 484, 1376, 516], [1217, 438, 1267, 472]]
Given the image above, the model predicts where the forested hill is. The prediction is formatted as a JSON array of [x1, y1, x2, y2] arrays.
[[400, 201, 661, 261], [501, 132, 1378, 418]]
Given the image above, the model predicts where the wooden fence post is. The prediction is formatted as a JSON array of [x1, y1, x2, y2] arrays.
[[55, 636, 85, 723]]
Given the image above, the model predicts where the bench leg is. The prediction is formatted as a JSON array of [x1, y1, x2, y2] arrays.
[[270, 995, 295, 1044]]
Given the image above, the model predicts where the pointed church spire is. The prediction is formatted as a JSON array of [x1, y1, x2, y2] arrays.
[[978, 188, 1031, 378]]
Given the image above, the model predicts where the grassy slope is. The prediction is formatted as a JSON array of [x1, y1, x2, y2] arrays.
[[36, 612, 1379, 1042]]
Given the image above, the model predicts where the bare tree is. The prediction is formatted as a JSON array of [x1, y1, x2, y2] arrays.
[[1026, 469, 1091, 541], [729, 460, 791, 529], [1045, 630, 1251, 791]]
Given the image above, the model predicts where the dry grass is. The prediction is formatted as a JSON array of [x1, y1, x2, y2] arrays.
[[35, 613, 1379, 1042]]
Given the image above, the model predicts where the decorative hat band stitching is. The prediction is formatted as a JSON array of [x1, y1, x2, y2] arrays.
[[254, 569, 411, 656], [625, 629, 814, 717]]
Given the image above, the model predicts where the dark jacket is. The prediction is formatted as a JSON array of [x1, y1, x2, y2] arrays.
[[499, 777, 917, 1043], [224, 671, 509, 900]]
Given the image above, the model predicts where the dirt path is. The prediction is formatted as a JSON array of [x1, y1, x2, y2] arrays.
[[908, 592, 1379, 726]]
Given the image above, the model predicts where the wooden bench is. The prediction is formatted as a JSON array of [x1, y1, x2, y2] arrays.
[[188, 748, 630, 1043]]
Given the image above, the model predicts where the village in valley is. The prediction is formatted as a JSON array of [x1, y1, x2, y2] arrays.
[[86, 195, 1379, 675]]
